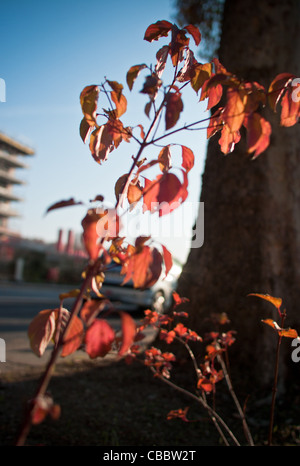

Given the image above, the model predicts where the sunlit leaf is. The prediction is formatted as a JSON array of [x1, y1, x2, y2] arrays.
[[158, 145, 172, 173], [190, 62, 212, 94], [181, 145, 194, 173], [162, 244, 173, 278], [218, 125, 241, 154], [222, 89, 245, 133], [118, 311, 136, 356], [248, 293, 282, 310], [244, 113, 272, 158]]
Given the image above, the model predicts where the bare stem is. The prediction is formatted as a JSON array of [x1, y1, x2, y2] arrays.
[[15, 261, 98, 446], [268, 310, 286, 446], [217, 353, 254, 446], [150, 367, 240, 446]]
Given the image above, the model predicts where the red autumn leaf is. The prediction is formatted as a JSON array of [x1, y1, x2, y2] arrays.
[[244, 113, 272, 158], [184, 24, 201, 46], [181, 145, 194, 173], [160, 329, 176, 344], [158, 145, 172, 173], [172, 291, 189, 308], [118, 311, 136, 356], [28, 309, 56, 357], [200, 79, 223, 110], [218, 125, 241, 154], [144, 20, 173, 42], [165, 91, 183, 130], [31, 395, 61, 425], [143, 173, 186, 217], [89, 125, 114, 164], [197, 377, 214, 393], [80, 85, 99, 126], [58, 311, 84, 358], [80, 299, 108, 325], [85, 319, 115, 358], [268, 73, 295, 111], [126, 64, 147, 91], [81, 208, 102, 260], [122, 245, 163, 289], [261, 319, 298, 339], [45, 198, 83, 215], [173, 322, 188, 338], [162, 244, 173, 277], [222, 89, 245, 133]]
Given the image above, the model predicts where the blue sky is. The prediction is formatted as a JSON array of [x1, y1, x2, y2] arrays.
[[0, 0, 209, 263]]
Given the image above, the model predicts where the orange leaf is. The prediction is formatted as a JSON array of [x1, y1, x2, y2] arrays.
[[85, 319, 115, 358], [167, 407, 189, 422], [181, 145, 194, 173], [248, 293, 282, 310], [118, 311, 136, 356], [158, 145, 172, 173], [162, 244, 173, 278], [110, 91, 127, 118], [244, 113, 271, 158], [222, 89, 245, 133], [122, 245, 163, 289], [218, 125, 241, 154]]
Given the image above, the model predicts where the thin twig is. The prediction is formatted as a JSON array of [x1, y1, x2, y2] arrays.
[[150, 367, 240, 446]]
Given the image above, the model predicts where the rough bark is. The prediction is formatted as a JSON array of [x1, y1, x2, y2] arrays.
[[177, 0, 300, 391]]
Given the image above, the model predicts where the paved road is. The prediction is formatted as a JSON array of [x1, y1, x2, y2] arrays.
[[0, 281, 154, 376]]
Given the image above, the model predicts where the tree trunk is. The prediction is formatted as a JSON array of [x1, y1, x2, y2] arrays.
[[177, 0, 300, 392]]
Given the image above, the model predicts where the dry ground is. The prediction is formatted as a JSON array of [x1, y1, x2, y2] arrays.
[[1, 352, 300, 447]]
